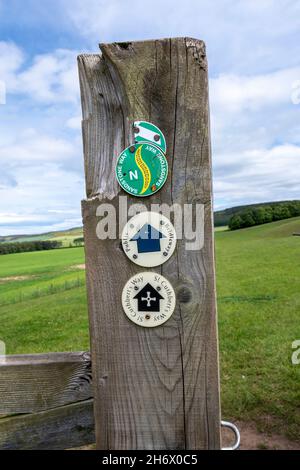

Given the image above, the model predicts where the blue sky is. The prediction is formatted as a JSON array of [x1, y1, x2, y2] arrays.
[[0, 0, 300, 235]]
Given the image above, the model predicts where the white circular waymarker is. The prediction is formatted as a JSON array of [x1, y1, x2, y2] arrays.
[[121, 212, 177, 267], [122, 272, 176, 327]]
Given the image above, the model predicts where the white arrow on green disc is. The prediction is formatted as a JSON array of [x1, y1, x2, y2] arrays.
[[133, 121, 167, 153]]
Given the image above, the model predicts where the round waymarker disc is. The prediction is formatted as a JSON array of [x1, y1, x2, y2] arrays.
[[116, 143, 168, 197], [122, 272, 176, 328], [122, 212, 176, 267], [133, 121, 167, 153]]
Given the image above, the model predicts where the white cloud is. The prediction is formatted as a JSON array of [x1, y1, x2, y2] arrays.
[[0, 42, 80, 104], [47, 209, 78, 214], [0, 129, 76, 163], [0, 162, 84, 235], [0, 41, 83, 234], [66, 115, 82, 130], [0, 121, 84, 234], [209, 64, 300, 208], [0, 213, 50, 225], [210, 67, 300, 113], [64, 0, 300, 74], [17, 49, 80, 103], [213, 144, 300, 208], [0, 41, 24, 81], [1, 2, 300, 233], [67, 0, 300, 41]]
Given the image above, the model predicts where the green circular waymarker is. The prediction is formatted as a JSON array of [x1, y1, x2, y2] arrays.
[[116, 143, 168, 197]]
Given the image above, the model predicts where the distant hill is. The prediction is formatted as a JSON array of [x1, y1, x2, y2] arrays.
[[0, 227, 83, 247], [214, 200, 300, 227]]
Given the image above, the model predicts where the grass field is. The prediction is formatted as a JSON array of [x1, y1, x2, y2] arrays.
[[0, 217, 299, 439], [0, 247, 88, 352], [49, 227, 83, 247], [216, 217, 300, 439]]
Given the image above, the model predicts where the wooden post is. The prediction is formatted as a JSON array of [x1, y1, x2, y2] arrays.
[[78, 38, 221, 450]]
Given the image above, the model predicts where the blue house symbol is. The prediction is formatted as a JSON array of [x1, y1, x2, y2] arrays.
[[130, 224, 166, 253]]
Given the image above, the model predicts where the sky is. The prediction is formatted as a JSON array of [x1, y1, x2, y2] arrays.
[[0, 0, 299, 235]]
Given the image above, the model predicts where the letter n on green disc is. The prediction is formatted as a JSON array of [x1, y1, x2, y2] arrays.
[[116, 143, 168, 197]]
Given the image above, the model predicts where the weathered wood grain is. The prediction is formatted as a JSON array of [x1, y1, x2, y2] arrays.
[[0, 400, 94, 450], [0, 351, 92, 413], [78, 37, 221, 450]]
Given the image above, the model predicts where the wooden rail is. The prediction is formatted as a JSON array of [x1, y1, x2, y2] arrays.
[[0, 352, 94, 450], [0, 352, 229, 449]]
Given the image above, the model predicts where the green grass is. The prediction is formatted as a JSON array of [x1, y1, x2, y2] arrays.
[[216, 217, 300, 439], [0, 246, 84, 277], [0, 217, 299, 439], [0, 286, 89, 353], [215, 225, 228, 232], [0, 247, 88, 353]]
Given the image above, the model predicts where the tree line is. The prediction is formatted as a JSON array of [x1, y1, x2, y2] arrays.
[[229, 201, 300, 230], [73, 237, 84, 246], [0, 240, 62, 255]]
